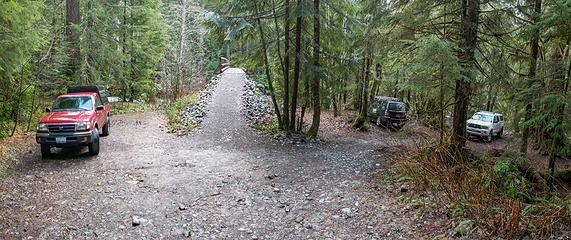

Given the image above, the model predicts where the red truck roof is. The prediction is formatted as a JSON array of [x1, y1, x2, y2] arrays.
[[57, 92, 98, 97]]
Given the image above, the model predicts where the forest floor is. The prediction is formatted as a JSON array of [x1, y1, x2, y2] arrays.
[[0, 68, 564, 239]]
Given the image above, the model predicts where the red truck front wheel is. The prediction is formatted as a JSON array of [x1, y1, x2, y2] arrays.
[[89, 128, 100, 155], [41, 144, 51, 158]]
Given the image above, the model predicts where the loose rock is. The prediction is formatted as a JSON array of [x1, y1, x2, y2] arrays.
[[169, 76, 220, 134], [241, 77, 274, 128], [131, 216, 146, 226], [400, 184, 408, 192]]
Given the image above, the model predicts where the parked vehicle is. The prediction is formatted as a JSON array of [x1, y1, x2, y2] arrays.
[[368, 96, 409, 129], [466, 111, 504, 142], [36, 86, 110, 158]]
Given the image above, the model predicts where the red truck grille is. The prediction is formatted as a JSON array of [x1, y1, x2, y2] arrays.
[[48, 124, 76, 133]]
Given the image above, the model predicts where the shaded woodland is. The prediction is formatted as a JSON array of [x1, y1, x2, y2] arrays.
[[203, 1, 570, 236], [0, 0, 216, 137], [0, 0, 569, 237], [204, 0, 569, 170]]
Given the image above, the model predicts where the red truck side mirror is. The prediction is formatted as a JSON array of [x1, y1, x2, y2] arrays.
[[96, 105, 104, 111], [45, 107, 51, 113]]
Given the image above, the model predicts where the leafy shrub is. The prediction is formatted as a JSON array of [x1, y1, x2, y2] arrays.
[[162, 94, 199, 134], [254, 117, 279, 135], [493, 155, 530, 200], [165, 94, 196, 124]]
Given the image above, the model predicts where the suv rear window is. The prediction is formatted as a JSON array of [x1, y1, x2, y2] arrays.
[[52, 96, 93, 112], [388, 102, 406, 111]]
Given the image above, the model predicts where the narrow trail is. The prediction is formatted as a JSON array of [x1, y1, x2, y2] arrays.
[[0, 68, 441, 239]]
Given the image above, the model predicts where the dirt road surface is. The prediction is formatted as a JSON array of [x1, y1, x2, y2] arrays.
[[1, 68, 443, 239]]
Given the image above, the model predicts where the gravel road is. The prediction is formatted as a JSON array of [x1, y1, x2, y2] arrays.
[[0, 68, 440, 239]]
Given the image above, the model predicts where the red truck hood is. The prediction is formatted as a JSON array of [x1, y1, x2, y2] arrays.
[[40, 111, 94, 123]]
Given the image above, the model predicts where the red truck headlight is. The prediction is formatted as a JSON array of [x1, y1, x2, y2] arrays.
[[37, 123, 48, 132], [76, 122, 91, 131]]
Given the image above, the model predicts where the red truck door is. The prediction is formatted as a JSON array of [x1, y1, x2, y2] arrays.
[[95, 95, 105, 130]]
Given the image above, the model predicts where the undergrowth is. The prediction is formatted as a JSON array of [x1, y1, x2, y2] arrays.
[[399, 136, 570, 239], [163, 94, 198, 133], [110, 102, 154, 115], [253, 116, 280, 135], [352, 115, 369, 131]]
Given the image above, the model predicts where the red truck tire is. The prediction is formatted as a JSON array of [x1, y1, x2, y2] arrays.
[[101, 117, 110, 136], [41, 144, 51, 158], [89, 128, 100, 155]]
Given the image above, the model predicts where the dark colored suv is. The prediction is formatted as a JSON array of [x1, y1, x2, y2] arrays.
[[368, 96, 409, 129]]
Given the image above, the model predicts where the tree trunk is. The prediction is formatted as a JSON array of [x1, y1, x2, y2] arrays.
[[485, 84, 493, 111], [254, 0, 282, 129], [332, 89, 339, 117], [307, 0, 320, 137], [298, 101, 306, 132], [407, 90, 411, 104], [226, 43, 230, 60], [369, 63, 382, 101], [10, 72, 24, 137], [122, 0, 128, 102], [547, 43, 566, 180], [520, 0, 542, 156], [394, 70, 399, 98], [61, 0, 65, 41], [85, 0, 93, 84], [356, 61, 365, 110], [175, 0, 187, 100], [299, 63, 311, 132], [352, 57, 371, 129], [272, 0, 285, 75], [246, 38, 250, 57], [290, 0, 303, 131], [26, 87, 38, 132], [66, 0, 80, 79], [360, 58, 371, 117], [439, 64, 445, 144], [451, 0, 480, 153], [282, 0, 291, 131]]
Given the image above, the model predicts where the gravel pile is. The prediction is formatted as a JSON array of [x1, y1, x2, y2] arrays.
[[241, 77, 325, 145], [172, 76, 219, 133], [242, 78, 274, 127]]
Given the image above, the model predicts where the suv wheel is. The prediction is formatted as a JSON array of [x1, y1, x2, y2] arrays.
[[102, 116, 110, 136], [486, 131, 493, 143], [41, 144, 51, 158], [89, 128, 100, 155], [497, 128, 503, 139]]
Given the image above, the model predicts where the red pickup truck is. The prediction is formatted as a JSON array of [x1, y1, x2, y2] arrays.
[[36, 86, 110, 158]]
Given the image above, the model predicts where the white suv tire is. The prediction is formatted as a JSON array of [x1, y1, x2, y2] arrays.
[[497, 128, 503, 139]]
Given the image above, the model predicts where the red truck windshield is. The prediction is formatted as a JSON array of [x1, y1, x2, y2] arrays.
[[52, 96, 93, 112]]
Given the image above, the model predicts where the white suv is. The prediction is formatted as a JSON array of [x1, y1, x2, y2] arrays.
[[466, 111, 504, 142]]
